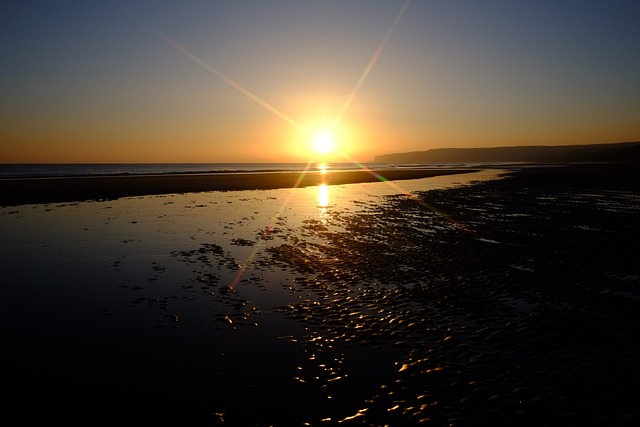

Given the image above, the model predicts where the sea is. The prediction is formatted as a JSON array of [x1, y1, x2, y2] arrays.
[[0, 162, 476, 180], [0, 163, 399, 180]]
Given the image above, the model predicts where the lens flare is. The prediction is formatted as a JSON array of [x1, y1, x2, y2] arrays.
[[113, 0, 479, 290], [332, 0, 413, 127]]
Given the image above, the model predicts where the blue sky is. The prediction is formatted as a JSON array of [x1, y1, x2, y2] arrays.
[[2, 0, 639, 162]]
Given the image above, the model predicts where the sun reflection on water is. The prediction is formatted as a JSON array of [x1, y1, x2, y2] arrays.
[[318, 184, 329, 207], [317, 184, 329, 222], [317, 162, 329, 174]]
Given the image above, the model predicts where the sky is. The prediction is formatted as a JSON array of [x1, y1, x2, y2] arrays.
[[1, 0, 639, 163]]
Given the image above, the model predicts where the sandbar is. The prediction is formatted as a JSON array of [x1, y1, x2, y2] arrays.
[[0, 167, 476, 206]]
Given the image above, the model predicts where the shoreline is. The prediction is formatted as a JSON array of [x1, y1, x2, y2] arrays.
[[0, 167, 476, 206], [1, 162, 638, 425]]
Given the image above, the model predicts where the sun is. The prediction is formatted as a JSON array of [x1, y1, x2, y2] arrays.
[[311, 130, 336, 155]]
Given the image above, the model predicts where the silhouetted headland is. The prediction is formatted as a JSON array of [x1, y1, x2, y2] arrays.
[[375, 141, 640, 164]]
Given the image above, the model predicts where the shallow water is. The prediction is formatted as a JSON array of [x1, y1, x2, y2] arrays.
[[0, 169, 503, 425], [6, 165, 637, 425]]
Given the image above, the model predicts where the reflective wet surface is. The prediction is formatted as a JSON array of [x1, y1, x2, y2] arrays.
[[2, 167, 639, 425]]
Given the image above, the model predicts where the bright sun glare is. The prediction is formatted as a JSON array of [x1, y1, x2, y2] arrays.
[[311, 130, 336, 155]]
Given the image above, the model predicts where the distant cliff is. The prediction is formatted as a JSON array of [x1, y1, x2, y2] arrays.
[[374, 141, 640, 164]]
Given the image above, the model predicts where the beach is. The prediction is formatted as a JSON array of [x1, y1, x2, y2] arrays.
[[1, 164, 639, 426], [0, 167, 474, 206]]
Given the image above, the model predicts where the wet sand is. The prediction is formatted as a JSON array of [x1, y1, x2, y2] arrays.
[[1, 164, 638, 426], [0, 167, 474, 206]]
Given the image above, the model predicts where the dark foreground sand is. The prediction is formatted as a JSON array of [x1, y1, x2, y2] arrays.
[[0, 167, 474, 206], [2, 163, 639, 426]]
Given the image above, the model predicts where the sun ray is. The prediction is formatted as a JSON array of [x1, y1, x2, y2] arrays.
[[228, 160, 317, 289], [322, 0, 473, 234], [332, 0, 413, 128], [339, 151, 476, 234], [161, 36, 307, 132], [112, 1, 307, 133], [114, 0, 473, 290]]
